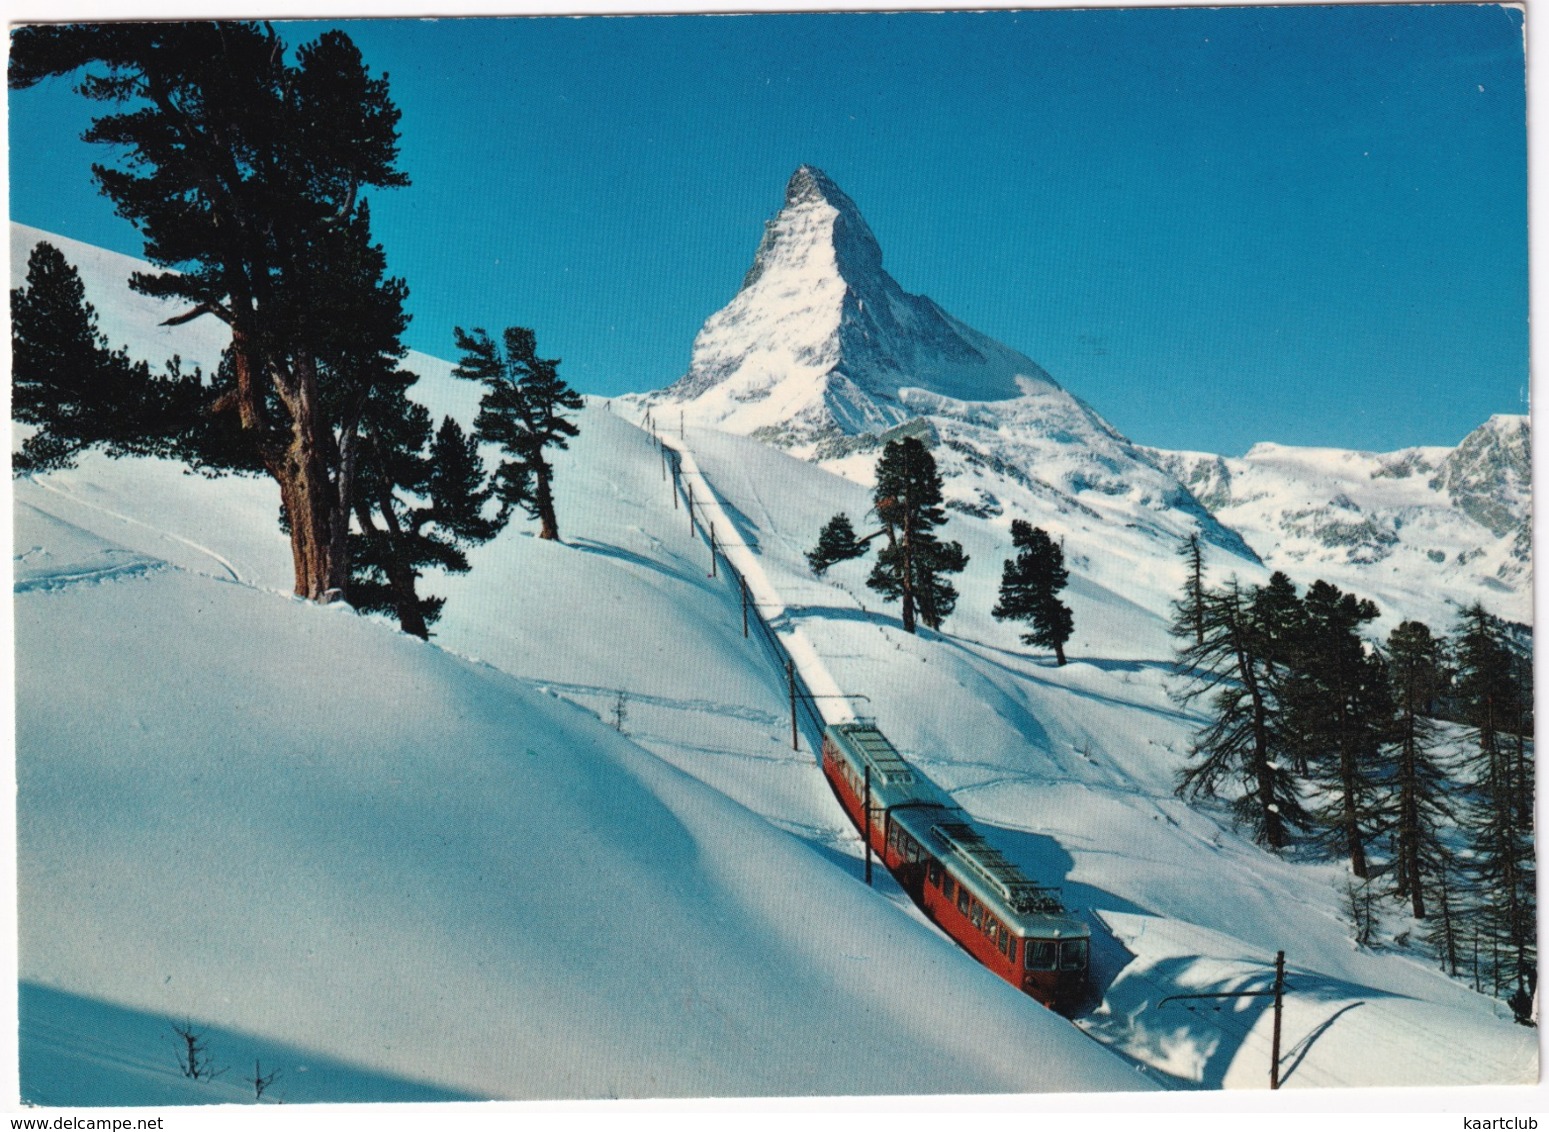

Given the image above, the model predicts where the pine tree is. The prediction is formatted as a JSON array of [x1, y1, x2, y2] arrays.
[[1284, 580, 1389, 879], [1422, 859, 1463, 976], [349, 410, 507, 639], [1171, 577, 1309, 850], [1172, 532, 1207, 648], [807, 513, 866, 575], [11, 241, 197, 472], [993, 521, 1075, 665], [452, 326, 582, 541], [1383, 620, 1456, 919], [11, 23, 411, 603], [1454, 603, 1536, 1002], [865, 437, 966, 633]]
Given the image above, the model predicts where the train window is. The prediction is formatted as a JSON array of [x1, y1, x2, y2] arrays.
[[970, 901, 983, 928], [927, 859, 941, 887], [1060, 939, 1089, 971], [957, 887, 970, 915], [887, 823, 898, 850], [1028, 941, 1057, 970], [943, 873, 956, 900], [906, 838, 921, 864], [1007, 937, 1018, 964]]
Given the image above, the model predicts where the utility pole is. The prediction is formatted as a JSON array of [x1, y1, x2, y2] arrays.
[[864, 765, 873, 886], [1160, 952, 1290, 1090], [787, 660, 798, 751], [1270, 950, 1285, 1090]]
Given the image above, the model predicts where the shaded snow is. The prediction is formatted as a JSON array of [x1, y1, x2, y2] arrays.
[[10, 221, 1536, 1109], [16, 490, 1148, 1102]]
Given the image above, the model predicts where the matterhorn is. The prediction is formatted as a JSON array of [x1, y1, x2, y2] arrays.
[[651, 165, 1254, 562], [656, 165, 1073, 450]]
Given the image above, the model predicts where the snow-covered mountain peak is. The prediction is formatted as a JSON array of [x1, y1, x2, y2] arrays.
[[1429, 414, 1531, 538], [651, 166, 1059, 449], [741, 164, 884, 288]]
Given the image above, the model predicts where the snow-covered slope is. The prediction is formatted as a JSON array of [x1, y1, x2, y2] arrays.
[[15, 423, 1151, 1104], [670, 424, 1536, 1091], [11, 222, 1536, 1103], [1147, 418, 1532, 628]]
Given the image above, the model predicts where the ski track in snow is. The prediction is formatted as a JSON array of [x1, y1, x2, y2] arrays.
[[25, 474, 247, 585], [13, 555, 168, 593]]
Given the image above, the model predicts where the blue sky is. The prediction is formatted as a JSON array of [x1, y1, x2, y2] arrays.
[[9, 5, 1528, 455]]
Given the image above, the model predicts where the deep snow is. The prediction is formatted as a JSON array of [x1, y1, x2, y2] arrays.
[[9, 222, 1539, 1110]]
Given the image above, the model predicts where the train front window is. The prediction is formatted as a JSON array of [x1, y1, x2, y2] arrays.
[[1027, 940, 1057, 970], [1060, 939, 1089, 971]]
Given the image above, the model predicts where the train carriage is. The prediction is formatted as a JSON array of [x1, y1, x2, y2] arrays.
[[822, 721, 1090, 1013]]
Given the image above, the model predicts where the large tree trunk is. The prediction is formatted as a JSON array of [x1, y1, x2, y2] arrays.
[[532, 458, 560, 541], [222, 331, 350, 603], [271, 354, 348, 602], [1233, 619, 1285, 851]]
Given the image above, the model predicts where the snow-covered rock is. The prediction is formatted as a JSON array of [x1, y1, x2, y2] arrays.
[[1147, 418, 1532, 628], [641, 169, 1253, 567], [650, 166, 1063, 449]]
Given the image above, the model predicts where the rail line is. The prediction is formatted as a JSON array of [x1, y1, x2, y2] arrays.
[[640, 412, 851, 760]]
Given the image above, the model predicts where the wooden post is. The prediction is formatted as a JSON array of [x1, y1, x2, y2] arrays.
[[670, 453, 679, 510], [1270, 950, 1285, 1090], [741, 576, 749, 638], [787, 659, 798, 751], [687, 483, 696, 536], [864, 765, 873, 887], [659, 440, 666, 481], [709, 521, 717, 578]]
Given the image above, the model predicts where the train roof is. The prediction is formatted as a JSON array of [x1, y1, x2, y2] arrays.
[[825, 721, 956, 809], [826, 720, 1089, 941]]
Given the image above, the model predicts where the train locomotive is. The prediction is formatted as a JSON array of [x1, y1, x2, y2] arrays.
[[821, 721, 1090, 1013]]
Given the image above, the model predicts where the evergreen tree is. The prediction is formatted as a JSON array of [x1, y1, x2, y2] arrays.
[[1422, 858, 1463, 976], [1454, 603, 1536, 1002], [11, 22, 410, 603], [1172, 532, 1207, 648], [993, 521, 1075, 665], [349, 410, 506, 639], [1383, 620, 1456, 919], [11, 241, 197, 472], [1171, 577, 1310, 850], [1283, 580, 1389, 879], [452, 326, 582, 541], [865, 437, 966, 633], [807, 513, 867, 575]]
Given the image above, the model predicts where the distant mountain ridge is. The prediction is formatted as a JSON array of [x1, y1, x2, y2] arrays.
[[13, 214, 1530, 630], [1146, 414, 1532, 626]]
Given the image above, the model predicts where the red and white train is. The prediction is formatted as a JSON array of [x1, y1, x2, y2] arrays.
[[821, 720, 1090, 1013]]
